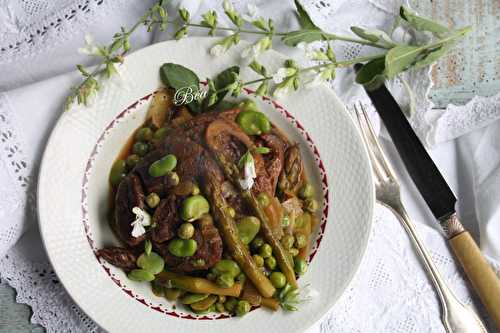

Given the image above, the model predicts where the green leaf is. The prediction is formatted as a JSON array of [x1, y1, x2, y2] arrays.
[[384, 45, 422, 79], [294, 0, 317, 29], [282, 29, 324, 46], [412, 43, 454, 70], [159, 63, 201, 113], [137, 252, 165, 275], [400, 6, 449, 34], [128, 269, 155, 282], [355, 57, 386, 91], [145, 240, 152, 256], [350, 26, 396, 46], [249, 60, 266, 76], [202, 66, 240, 111]]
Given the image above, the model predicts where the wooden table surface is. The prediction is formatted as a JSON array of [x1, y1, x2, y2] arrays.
[[1, 1, 499, 332]]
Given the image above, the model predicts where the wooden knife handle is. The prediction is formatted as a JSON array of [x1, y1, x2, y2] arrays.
[[448, 230, 500, 329]]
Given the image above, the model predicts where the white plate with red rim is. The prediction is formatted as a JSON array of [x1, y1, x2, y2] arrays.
[[38, 37, 374, 333]]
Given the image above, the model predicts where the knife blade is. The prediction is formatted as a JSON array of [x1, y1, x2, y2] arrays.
[[357, 72, 500, 329]]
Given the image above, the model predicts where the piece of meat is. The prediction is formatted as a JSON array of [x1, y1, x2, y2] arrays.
[[151, 195, 182, 243], [112, 173, 146, 247], [133, 148, 169, 196], [157, 214, 223, 272], [258, 133, 286, 194], [97, 246, 138, 271], [205, 118, 273, 195]]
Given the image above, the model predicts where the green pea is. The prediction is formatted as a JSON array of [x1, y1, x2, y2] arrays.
[[215, 302, 225, 313], [132, 142, 149, 156], [259, 244, 272, 258], [289, 248, 299, 257], [137, 252, 165, 275], [265, 256, 277, 270], [257, 193, 270, 207], [148, 154, 177, 177], [168, 238, 198, 257], [216, 273, 235, 288], [165, 171, 180, 187], [127, 269, 155, 282], [270, 272, 286, 288], [235, 300, 251, 316], [236, 110, 271, 135], [252, 254, 264, 267], [109, 159, 126, 186], [281, 235, 295, 249], [295, 233, 308, 249], [294, 258, 308, 276], [236, 216, 261, 245], [179, 293, 209, 305], [165, 288, 183, 301], [151, 281, 164, 297], [299, 183, 314, 199], [126, 154, 141, 168], [305, 199, 319, 213], [178, 223, 195, 239], [224, 298, 238, 312], [146, 192, 160, 208], [153, 127, 169, 141], [135, 127, 153, 142], [226, 207, 236, 218], [250, 236, 264, 252], [238, 99, 258, 112], [218, 295, 226, 303], [181, 195, 210, 221], [282, 215, 291, 227], [214, 259, 241, 278], [294, 213, 311, 229]]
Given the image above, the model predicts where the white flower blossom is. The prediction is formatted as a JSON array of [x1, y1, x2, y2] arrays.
[[241, 37, 271, 62], [78, 34, 100, 56], [273, 85, 291, 98], [239, 153, 257, 190], [210, 44, 226, 56], [131, 207, 151, 238], [272, 67, 296, 84], [242, 3, 259, 22], [296, 42, 316, 59]]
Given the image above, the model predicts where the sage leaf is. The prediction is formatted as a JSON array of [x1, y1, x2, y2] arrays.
[[412, 43, 454, 70], [137, 252, 165, 275], [160, 63, 201, 113], [282, 29, 324, 46], [355, 57, 386, 91], [400, 6, 448, 34], [384, 45, 422, 79], [202, 66, 240, 111], [294, 0, 317, 30], [350, 26, 396, 47]]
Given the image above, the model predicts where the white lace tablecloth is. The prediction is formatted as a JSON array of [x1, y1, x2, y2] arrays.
[[1, 1, 499, 332]]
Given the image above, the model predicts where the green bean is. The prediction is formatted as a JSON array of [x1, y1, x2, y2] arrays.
[[299, 183, 314, 199], [295, 233, 308, 249], [204, 178, 276, 298], [216, 273, 235, 288], [151, 281, 164, 297], [236, 110, 271, 135], [270, 272, 286, 288], [235, 300, 251, 316], [153, 127, 169, 141], [132, 142, 149, 156], [259, 244, 272, 258], [135, 127, 153, 142], [265, 256, 277, 270], [177, 223, 195, 239], [236, 216, 261, 245], [294, 258, 308, 275], [126, 154, 141, 168], [289, 248, 299, 257], [146, 192, 160, 208], [164, 288, 183, 301], [181, 195, 210, 221], [281, 235, 294, 249], [190, 295, 218, 311], [215, 302, 225, 313], [257, 193, 270, 207], [127, 269, 154, 282], [167, 238, 197, 257], [148, 154, 177, 177], [109, 160, 126, 186], [156, 271, 243, 296], [213, 259, 241, 278], [179, 293, 209, 305]]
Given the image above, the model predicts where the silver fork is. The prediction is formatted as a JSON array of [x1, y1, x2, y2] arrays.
[[352, 102, 487, 333]]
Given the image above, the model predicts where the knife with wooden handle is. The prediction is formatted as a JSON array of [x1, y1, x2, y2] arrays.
[[360, 79, 500, 329]]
